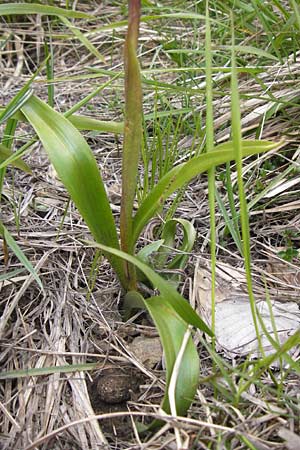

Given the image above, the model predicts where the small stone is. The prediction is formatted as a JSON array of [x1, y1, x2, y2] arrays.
[[128, 336, 162, 369]]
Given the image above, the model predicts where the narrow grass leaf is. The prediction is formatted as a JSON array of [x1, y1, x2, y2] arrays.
[[0, 3, 92, 19], [215, 189, 243, 255], [230, 18, 263, 353], [0, 221, 43, 290], [205, 1, 217, 345], [60, 16, 105, 62], [0, 362, 101, 380]]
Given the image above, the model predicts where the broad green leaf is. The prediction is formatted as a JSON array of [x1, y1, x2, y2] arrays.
[[0, 87, 33, 125], [85, 241, 212, 336], [0, 3, 91, 19], [132, 140, 281, 247], [123, 289, 145, 320], [68, 115, 124, 134], [156, 219, 196, 282], [21, 95, 127, 288], [222, 44, 278, 61], [0, 144, 31, 173], [145, 296, 199, 416], [0, 107, 124, 134], [0, 221, 43, 290], [137, 239, 164, 263]]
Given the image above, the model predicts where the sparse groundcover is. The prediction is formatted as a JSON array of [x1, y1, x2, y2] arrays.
[[0, 1, 300, 449]]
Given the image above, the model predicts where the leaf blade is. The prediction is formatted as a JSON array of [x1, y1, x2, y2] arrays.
[[85, 241, 212, 335], [145, 296, 199, 416], [21, 95, 126, 288], [132, 140, 281, 246], [0, 3, 91, 19]]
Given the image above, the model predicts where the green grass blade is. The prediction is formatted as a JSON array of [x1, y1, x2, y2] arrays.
[[60, 16, 105, 63], [230, 17, 263, 353], [215, 189, 243, 255], [205, 1, 216, 346], [85, 241, 212, 335], [0, 118, 18, 201], [145, 296, 199, 416], [120, 0, 143, 289], [21, 95, 127, 288], [0, 3, 92, 19], [0, 362, 101, 380], [0, 221, 43, 290], [132, 140, 280, 247], [44, 39, 54, 108]]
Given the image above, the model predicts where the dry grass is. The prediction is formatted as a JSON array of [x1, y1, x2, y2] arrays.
[[0, 2, 299, 449]]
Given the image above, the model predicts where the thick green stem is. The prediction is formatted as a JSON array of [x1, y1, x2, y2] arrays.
[[120, 0, 142, 290]]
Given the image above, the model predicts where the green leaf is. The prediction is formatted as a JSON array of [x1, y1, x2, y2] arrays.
[[137, 239, 164, 263], [0, 87, 33, 125], [21, 95, 127, 288], [84, 241, 212, 336], [0, 107, 124, 134], [0, 3, 92, 19], [155, 219, 196, 286], [122, 289, 145, 320], [0, 362, 100, 380], [68, 115, 124, 134], [145, 296, 199, 416], [132, 140, 281, 247], [0, 221, 43, 290], [59, 16, 105, 62], [0, 144, 31, 173]]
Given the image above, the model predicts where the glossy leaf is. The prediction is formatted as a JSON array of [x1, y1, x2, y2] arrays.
[[21, 95, 127, 288], [85, 241, 213, 335], [132, 140, 281, 247], [158, 218, 196, 272], [145, 296, 199, 416], [68, 114, 124, 134], [0, 144, 31, 173], [0, 88, 33, 126], [0, 107, 124, 134]]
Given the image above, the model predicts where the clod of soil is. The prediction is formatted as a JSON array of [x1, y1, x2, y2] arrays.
[[96, 368, 139, 404]]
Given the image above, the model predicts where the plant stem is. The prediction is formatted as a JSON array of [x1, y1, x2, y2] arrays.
[[120, 0, 142, 290]]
